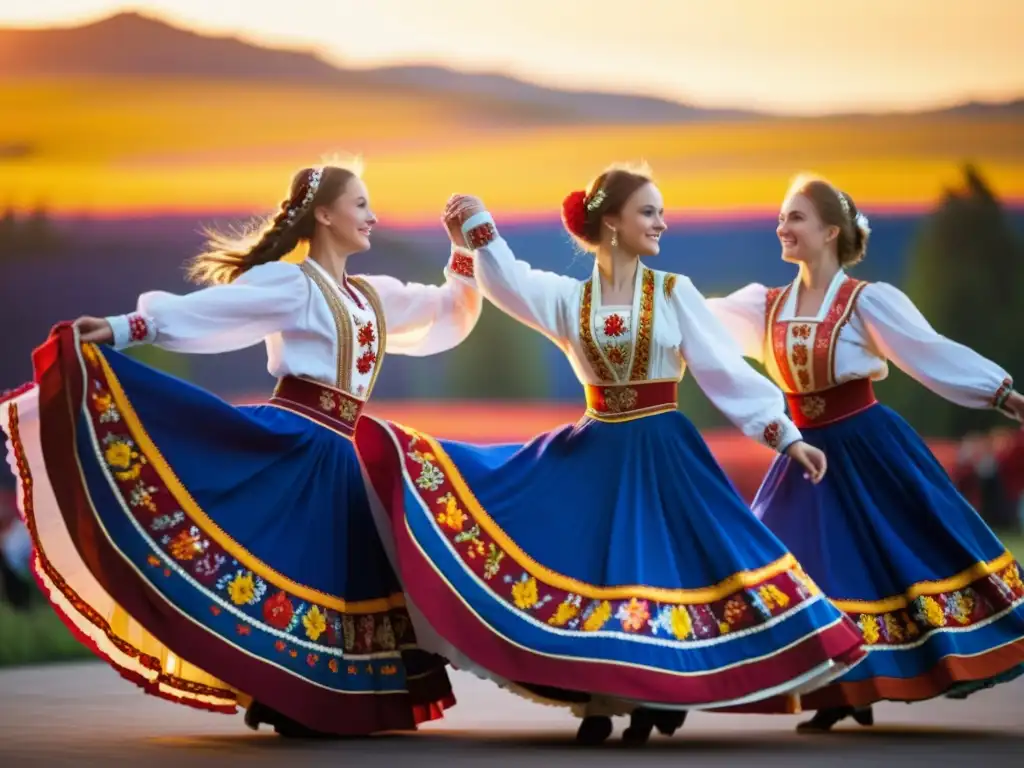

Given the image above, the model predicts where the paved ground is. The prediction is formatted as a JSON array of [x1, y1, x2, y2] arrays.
[[1, 662, 1022, 767]]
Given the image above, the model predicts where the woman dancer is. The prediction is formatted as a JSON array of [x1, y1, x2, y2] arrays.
[[355, 165, 868, 745], [706, 174, 1024, 731], [0, 164, 482, 737]]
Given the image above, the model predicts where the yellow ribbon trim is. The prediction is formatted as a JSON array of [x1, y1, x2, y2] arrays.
[[411, 428, 796, 604], [831, 550, 1017, 614], [92, 344, 406, 614]]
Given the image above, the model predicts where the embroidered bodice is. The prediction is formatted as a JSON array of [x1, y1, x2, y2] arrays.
[[458, 211, 803, 452], [296, 259, 385, 398], [106, 248, 481, 401], [592, 305, 635, 381], [707, 270, 1013, 410], [763, 275, 868, 395]]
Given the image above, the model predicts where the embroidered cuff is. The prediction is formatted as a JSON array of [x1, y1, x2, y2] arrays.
[[760, 417, 802, 454], [993, 377, 1014, 410], [445, 246, 477, 285], [106, 312, 156, 350], [461, 211, 498, 249]]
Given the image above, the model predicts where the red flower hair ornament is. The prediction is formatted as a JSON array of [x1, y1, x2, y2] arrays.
[[561, 189, 589, 238]]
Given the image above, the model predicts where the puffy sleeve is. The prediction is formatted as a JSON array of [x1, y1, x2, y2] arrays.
[[669, 274, 803, 453], [705, 283, 770, 363], [460, 211, 579, 345], [357, 246, 483, 357], [857, 282, 1015, 411], [105, 261, 312, 354]]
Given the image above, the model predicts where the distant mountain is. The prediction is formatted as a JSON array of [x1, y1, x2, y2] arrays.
[[926, 98, 1024, 117], [0, 12, 754, 124], [1, 12, 1020, 124], [0, 13, 345, 82]]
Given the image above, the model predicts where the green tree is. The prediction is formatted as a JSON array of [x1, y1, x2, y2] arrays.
[[443, 303, 550, 399], [882, 165, 1023, 437]]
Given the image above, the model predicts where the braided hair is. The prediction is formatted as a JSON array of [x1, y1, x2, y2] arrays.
[[187, 165, 357, 285]]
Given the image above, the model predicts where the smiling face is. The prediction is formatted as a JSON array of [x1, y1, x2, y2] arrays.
[[314, 175, 377, 253], [604, 182, 667, 256], [777, 192, 838, 265]]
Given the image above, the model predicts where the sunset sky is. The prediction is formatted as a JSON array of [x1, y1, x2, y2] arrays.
[[2, 0, 1022, 115]]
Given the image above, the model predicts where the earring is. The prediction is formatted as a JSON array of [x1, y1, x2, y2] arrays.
[[611, 229, 618, 248]]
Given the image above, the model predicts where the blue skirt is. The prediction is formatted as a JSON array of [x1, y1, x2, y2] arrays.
[[751, 402, 1024, 709], [17, 325, 453, 734], [357, 409, 866, 710]]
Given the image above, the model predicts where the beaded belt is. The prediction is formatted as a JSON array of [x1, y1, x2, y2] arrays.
[[269, 376, 366, 437], [584, 381, 678, 422], [785, 379, 878, 429]]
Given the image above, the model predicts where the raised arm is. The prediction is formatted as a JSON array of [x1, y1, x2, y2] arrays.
[[455, 210, 579, 345], [670, 274, 803, 454], [356, 246, 483, 357], [704, 283, 770, 364], [857, 282, 1017, 414], [104, 261, 312, 354]]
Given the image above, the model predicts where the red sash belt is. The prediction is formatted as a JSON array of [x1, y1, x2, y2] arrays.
[[269, 376, 366, 437], [584, 381, 678, 422], [785, 379, 877, 428]]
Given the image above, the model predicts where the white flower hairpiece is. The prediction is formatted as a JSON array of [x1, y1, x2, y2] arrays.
[[855, 212, 871, 235], [286, 166, 324, 223], [834, 187, 851, 217], [585, 188, 607, 212]]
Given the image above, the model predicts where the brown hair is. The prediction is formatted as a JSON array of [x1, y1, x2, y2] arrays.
[[562, 163, 653, 250], [187, 165, 357, 285], [787, 174, 869, 267]]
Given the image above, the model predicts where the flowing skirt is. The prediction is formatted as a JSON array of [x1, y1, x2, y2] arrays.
[[356, 409, 867, 713], [0, 324, 453, 734], [745, 403, 1024, 711]]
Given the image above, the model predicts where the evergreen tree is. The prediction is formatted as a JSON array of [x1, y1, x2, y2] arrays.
[[885, 165, 1023, 437]]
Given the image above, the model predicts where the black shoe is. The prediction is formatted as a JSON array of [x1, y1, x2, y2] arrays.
[[653, 710, 687, 736], [796, 707, 855, 733], [273, 720, 339, 739], [243, 700, 275, 732], [852, 706, 874, 727], [622, 708, 655, 745], [575, 716, 613, 745], [244, 701, 337, 739]]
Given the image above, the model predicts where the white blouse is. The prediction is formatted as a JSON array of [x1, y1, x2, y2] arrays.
[[105, 249, 481, 399], [460, 212, 803, 452], [707, 270, 1012, 410]]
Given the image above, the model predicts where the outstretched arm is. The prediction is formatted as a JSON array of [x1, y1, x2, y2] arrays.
[[445, 199, 579, 345], [857, 283, 1019, 418], [705, 283, 770, 364], [92, 261, 312, 354], [357, 246, 483, 357]]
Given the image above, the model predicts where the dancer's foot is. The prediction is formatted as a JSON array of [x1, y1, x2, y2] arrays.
[[622, 708, 655, 745], [796, 707, 854, 733], [243, 700, 276, 732], [273, 720, 340, 739], [653, 709, 687, 736], [852, 706, 874, 727], [576, 715, 613, 745]]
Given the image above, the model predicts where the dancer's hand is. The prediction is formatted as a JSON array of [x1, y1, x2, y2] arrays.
[[443, 215, 467, 248], [1003, 391, 1024, 423], [74, 316, 113, 345], [443, 194, 487, 231], [785, 441, 827, 484]]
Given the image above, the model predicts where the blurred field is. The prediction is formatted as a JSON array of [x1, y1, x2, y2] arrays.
[[3, 77, 1024, 218]]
